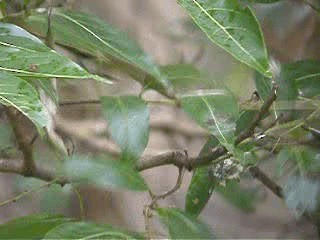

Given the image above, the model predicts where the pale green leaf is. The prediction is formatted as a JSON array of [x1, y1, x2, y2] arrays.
[[180, 89, 238, 148], [178, 0, 271, 77], [0, 22, 108, 83], [12, 9, 174, 97], [0, 71, 49, 129], [146, 64, 213, 91], [44, 222, 143, 239], [101, 96, 149, 161], [64, 156, 148, 191]]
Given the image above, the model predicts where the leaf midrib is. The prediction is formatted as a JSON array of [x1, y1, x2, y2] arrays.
[[55, 11, 156, 79], [191, 0, 263, 71]]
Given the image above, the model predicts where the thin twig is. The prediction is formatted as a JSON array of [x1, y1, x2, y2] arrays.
[[72, 186, 85, 220], [0, 178, 58, 208], [149, 167, 186, 207], [249, 166, 283, 199]]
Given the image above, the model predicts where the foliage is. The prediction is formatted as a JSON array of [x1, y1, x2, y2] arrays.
[[0, 0, 319, 239]]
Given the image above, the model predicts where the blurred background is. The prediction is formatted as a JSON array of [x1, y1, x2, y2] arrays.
[[0, 0, 320, 238]]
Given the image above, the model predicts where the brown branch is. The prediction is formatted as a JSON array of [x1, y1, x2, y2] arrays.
[[0, 159, 68, 185], [249, 166, 283, 199], [0, 86, 281, 201], [4, 107, 35, 176]]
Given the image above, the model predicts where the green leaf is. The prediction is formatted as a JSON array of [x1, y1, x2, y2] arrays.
[[185, 136, 219, 217], [0, 71, 49, 129], [254, 71, 271, 101], [178, 0, 271, 77], [247, 0, 280, 3], [27, 77, 58, 104], [0, 215, 73, 239], [256, 61, 320, 100], [284, 176, 320, 218], [0, 1, 6, 17], [0, 22, 108, 83], [276, 146, 320, 175], [64, 156, 148, 191], [180, 89, 238, 148], [216, 180, 257, 212], [44, 222, 143, 239], [101, 96, 149, 161], [157, 208, 214, 239], [235, 110, 256, 136], [281, 60, 320, 98], [147, 64, 213, 91], [13, 9, 174, 97]]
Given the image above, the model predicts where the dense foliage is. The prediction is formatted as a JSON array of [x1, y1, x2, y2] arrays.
[[0, 0, 319, 238]]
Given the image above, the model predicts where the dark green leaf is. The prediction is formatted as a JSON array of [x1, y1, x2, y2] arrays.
[[0, 22, 108, 82], [157, 208, 214, 239], [101, 96, 149, 161], [64, 156, 148, 191], [178, 0, 271, 77], [216, 180, 257, 212], [44, 222, 143, 239], [180, 89, 238, 148], [281, 61, 320, 98], [254, 71, 271, 101], [284, 176, 320, 218], [235, 110, 256, 136], [13, 9, 174, 97], [185, 136, 219, 217], [0, 215, 73, 239], [0, 71, 49, 129]]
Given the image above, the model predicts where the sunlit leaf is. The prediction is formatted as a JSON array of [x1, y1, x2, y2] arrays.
[[0, 71, 49, 129], [157, 208, 214, 239], [180, 89, 238, 148], [0, 22, 108, 82], [0, 215, 73, 239], [178, 0, 271, 77], [101, 96, 149, 161], [64, 156, 148, 191], [13, 9, 174, 97], [44, 222, 143, 239], [185, 136, 219, 217]]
